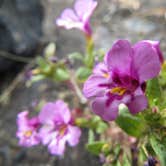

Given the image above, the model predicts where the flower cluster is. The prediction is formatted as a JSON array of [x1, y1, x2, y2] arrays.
[[56, 0, 98, 37], [16, 0, 166, 164], [16, 100, 81, 156], [83, 39, 162, 121]]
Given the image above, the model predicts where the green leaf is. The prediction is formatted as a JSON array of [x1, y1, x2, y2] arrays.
[[36, 57, 50, 73], [88, 129, 95, 144], [31, 75, 46, 83], [150, 135, 166, 166], [146, 78, 161, 106], [54, 68, 70, 81], [116, 104, 146, 137], [96, 121, 108, 134], [76, 67, 91, 82], [68, 52, 83, 61], [86, 141, 105, 155], [37, 57, 47, 68], [159, 62, 166, 87], [123, 154, 131, 166]]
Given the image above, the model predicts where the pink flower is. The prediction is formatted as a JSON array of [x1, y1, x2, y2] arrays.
[[83, 39, 161, 121], [56, 0, 98, 36], [16, 111, 40, 147], [38, 100, 81, 156]]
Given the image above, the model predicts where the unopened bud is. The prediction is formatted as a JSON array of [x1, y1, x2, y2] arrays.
[[44, 42, 56, 58], [102, 144, 111, 154]]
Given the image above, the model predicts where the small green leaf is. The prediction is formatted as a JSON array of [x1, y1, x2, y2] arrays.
[[31, 75, 46, 83], [96, 122, 108, 134], [116, 104, 146, 137], [150, 135, 166, 166], [68, 52, 83, 61], [37, 57, 47, 68], [146, 78, 161, 106], [88, 129, 95, 144], [86, 141, 105, 155], [76, 67, 91, 82], [54, 68, 69, 81], [36, 57, 50, 73]]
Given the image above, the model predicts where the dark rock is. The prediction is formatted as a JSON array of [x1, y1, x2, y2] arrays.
[[0, 0, 43, 71]]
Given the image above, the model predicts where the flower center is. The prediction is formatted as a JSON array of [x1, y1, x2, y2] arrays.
[[59, 125, 67, 137], [110, 87, 127, 96], [24, 130, 32, 137], [103, 73, 109, 78]]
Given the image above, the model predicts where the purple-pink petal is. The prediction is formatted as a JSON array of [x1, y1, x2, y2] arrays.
[[56, 8, 83, 30], [92, 94, 131, 121], [142, 40, 164, 63], [39, 125, 55, 145], [16, 111, 40, 147], [127, 95, 148, 114], [93, 62, 108, 75], [39, 100, 71, 124], [48, 136, 66, 156], [132, 42, 161, 83], [105, 40, 132, 74], [83, 75, 108, 98], [92, 96, 119, 121], [67, 125, 81, 146], [74, 0, 98, 22]]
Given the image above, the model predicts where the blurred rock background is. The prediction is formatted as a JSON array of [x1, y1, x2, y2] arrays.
[[0, 0, 166, 165]]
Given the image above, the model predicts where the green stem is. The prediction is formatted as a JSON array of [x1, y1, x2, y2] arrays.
[[0, 50, 32, 63], [84, 35, 94, 68]]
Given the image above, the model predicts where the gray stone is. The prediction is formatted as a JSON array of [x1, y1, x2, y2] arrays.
[[0, 0, 43, 71]]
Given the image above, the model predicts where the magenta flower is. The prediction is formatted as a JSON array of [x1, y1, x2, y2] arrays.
[[83, 39, 161, 121], [16, 111, 40, 147], [38, 100, 81, 156], [56, 0, 98, 36]]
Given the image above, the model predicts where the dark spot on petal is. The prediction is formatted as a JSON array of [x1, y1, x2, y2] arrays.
[[141, 82, 146, 92]]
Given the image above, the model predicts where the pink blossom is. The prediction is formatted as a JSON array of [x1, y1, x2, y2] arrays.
[[38, 100, 81, 156], [83, 39, 161, 121], [16, 111, 40, 147], [56, 0, 98, 36]]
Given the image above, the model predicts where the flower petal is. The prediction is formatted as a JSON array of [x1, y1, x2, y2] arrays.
[[83, 75, 109, 98], [39, 100, 71, 124], [105, 39, 132, 74], [132, 42, 161, 82], [17, 111, 29, 129], [127, 95, 148, 114], [56, 8, 83, 30], [48, 136, 66, 156], [39, 125, 55, 145], [92, 94, 131, 121], [74, 0, 98, 21], [93, 62, 108, 75], [91, 96, 119, 121], [67, 125, 81, 146], [55, 100, 71, 124], [142, 40, 164, 63]]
